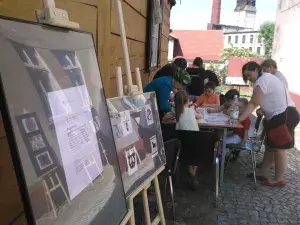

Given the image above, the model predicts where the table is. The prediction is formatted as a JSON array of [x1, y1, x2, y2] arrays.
[[162, 114, 243, 186]]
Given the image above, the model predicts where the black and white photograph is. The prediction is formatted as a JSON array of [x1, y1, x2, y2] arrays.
[[150, 135, 158, 158], [36, 151, 54, 170], [145, 104, 154, 126], [107, 92, 166, 197], [29, 134, 46, 151], [0, 17, 127, 225], [125, 147, 138, 176], [22, 117, 39, 133]]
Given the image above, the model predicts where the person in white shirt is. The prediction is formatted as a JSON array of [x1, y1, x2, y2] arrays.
[[257, 59, 289, 170], [174, 90, 199, 189], [261, 59, 288, 88], [240, 61, 299, 187]]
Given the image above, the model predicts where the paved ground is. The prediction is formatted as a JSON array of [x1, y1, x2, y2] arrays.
[[134, 119, 300, 225]]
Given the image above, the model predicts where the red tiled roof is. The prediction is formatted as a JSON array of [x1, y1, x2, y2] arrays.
[[171, 30, 224, 61], [227, 57, 264, 77]]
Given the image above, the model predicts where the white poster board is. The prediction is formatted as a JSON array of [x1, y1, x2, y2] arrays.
[[48, 85, 103, 200]]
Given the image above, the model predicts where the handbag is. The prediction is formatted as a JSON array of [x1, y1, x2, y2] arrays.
[[267, 88, 292, 146]]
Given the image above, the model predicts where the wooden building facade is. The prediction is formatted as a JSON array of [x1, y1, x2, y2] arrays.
[[0, 0, 173, 224]]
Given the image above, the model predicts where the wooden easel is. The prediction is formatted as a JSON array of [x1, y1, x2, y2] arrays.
[[35, 0, 132, 224], [114, 1, 166, 222], [42, 170, 71, 218], [116, 65, 166, 225]]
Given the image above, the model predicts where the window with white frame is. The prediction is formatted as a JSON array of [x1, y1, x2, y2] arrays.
[[242, 35, 246, 43], [257, 47, 261, 54], [150, 0, 162, 68], [235, 35, 238, 44], [250, 35, 254, 44]]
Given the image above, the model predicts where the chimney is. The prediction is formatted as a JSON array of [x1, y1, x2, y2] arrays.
[[207, 0, 221, 30]]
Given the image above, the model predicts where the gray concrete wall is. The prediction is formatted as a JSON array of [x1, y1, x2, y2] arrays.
[[273, 0, 300, 95]]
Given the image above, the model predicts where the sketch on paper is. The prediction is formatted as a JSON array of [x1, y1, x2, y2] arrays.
[[120, 111, 132, 137], [125, 147, 138, 176], [22, 117, 39, 133], [36, 151, 54, 170], [28, 134, 46, 151], [145, 104, 154, 126], [150, 135, 158, 158]]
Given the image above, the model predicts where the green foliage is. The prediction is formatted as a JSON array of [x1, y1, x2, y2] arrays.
[[258, 21, 275, 57], [221, 46, 260, 61], [207, 62, 227, 84]]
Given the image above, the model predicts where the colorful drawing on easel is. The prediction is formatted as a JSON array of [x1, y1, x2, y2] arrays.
[[125, 147, 138, 176], [145, 104, 154, 126], [120, 111, 132, 137], [150, 135, 158, 158]]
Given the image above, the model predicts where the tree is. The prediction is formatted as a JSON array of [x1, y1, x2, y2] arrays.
[[206, 47, 260, 85], [221, 45, 260, 61], [258, 21, 275, 57]]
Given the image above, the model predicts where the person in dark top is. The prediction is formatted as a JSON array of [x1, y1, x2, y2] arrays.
[[153, 57, 187, 80], [186, 57, 220, 102]]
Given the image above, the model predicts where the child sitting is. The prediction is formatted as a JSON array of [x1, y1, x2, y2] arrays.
[[225, 98, 251, 160], [174, 91, 199, 190], [175, 91, 199, 132], [193, 81, 220, 107], [207, 89, 240, 114]]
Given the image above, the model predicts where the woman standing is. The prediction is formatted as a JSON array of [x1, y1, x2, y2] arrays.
[[240, 61, 299, 187], [143, 68, 191, 119]]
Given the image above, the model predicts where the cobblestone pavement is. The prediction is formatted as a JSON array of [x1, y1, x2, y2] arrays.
[[135, 122, 300, 225], [217, 147, 300, 225]]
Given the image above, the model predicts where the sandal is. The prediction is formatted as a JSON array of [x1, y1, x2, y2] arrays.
[[246, 173, 268, 181], [262, 180, 286, 187]]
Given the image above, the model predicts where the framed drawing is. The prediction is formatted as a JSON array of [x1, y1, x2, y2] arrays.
[[0, 16, 127, 225], [107, 92, 166, 197]]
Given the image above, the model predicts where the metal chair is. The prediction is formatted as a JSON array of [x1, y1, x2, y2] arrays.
[[226, 116, 266, 185], [213, 141, 220, 207], [163, 138, 181, 221]]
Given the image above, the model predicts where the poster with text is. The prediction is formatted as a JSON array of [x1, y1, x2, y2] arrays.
[[107, 92, 166, 197], [48, 85, 103, 200], [0, 17, 127, 225]]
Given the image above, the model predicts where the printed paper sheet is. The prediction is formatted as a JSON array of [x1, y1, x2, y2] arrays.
[[48, 85, 103, 200]]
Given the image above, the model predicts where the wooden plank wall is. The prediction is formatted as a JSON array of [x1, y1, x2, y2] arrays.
[[0, 0, 171, 224], [109, 0, 171, 94]]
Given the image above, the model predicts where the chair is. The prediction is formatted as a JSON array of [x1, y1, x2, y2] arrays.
[[163, 138, 181, 220], [213, 141, 220, 207], [178, 130, 217, 168], [226, 116, 266, 185]]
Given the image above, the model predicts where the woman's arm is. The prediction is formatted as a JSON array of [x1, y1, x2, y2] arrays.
[[239, 86, 263, 122]]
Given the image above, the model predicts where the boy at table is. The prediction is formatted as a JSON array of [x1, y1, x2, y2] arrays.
[[225, 98, 251, 160], [191, 81, 220, 108], [207, 89, 239, 114]]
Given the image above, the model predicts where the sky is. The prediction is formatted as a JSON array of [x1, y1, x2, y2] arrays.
[[170, 0, 277, 30]]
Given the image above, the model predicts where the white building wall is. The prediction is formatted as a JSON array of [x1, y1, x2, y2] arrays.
[[272, 0, 300, 95], [223, 31, 265, 55], [168, 39, 174, 61]]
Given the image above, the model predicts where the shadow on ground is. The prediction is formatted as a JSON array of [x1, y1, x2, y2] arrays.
[[133, 117, 300, 225]]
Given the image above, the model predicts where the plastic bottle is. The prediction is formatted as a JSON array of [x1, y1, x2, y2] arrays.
[[230, 95, 239, 124]]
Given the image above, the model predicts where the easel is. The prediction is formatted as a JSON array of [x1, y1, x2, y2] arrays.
[[114, 0, 166, 224], [42, 170, 71, 218], [35, 0, 132, 224]]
